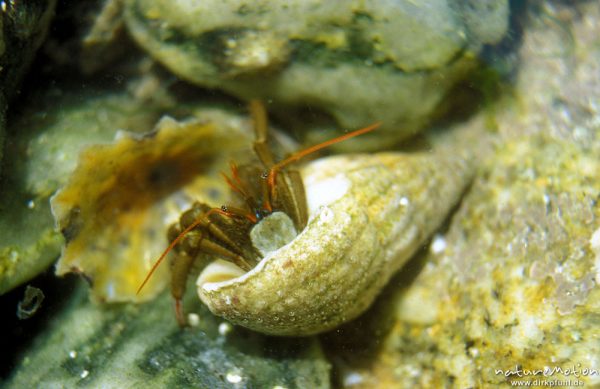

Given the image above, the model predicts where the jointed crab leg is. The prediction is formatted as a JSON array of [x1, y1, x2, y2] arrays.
[[135, 207, 249, 296], [136, 100, 380, 328], [250, 100, 276, 169], [170, 252, 194, 326], [266, 121, 382, 206]]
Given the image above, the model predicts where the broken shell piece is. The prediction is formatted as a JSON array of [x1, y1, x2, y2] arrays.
[[51, 115, 252, 302], [197, 144, 474, 336]]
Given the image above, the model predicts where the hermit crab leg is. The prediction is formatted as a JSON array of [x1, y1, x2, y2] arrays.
[[171, 252, 194, 326], [221, 161, 259, 213], [136, 207, 246, 295], [266, 122, 382, 204], [250, 99, 276, 169], [250, 100, 276, 212], [273, 170, 308, 230]]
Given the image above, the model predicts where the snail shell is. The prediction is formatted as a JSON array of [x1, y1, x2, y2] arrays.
[[196, 140, 474, 336]]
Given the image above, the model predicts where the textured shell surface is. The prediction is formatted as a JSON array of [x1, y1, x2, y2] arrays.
[[197, 141, 474, 335]]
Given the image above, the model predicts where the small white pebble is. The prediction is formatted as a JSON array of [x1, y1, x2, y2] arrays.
[[226, 372, 242, 383], [80, 370, 89, 379], [543, 193, 551, 206], [69, 350, 77, 359], [592, 227, 600, 284], [343, 372, 364, 386], [27, 200, 35, 209], [399, 197, 410, 206], [468, 347, 480, 358], [218, 322, 232, 336], [430, 234, 447, 254], [187, 313, 200, 327], [591, 228, 600, 250], [319, 207, 334, 223]]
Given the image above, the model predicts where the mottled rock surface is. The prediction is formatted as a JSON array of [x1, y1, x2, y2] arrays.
[[325, 2, 600, 388], [123, 0, 510, 150], [3, 2, 599, 389], [5, 281, 331, 388], [0, 0, 56, 174]]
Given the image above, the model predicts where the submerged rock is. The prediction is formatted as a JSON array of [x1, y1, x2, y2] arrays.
[[6, 281, 331, 388], [332, 130, 599, 388], [0, 0, 57, 174], [324, 2, 600, 388], [123, 0, 510, 150], [0, 87, 167, 295]]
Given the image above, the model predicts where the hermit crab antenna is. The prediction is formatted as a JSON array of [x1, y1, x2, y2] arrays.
[[136, 208, 227, 295], [267, 122, 382, 195]]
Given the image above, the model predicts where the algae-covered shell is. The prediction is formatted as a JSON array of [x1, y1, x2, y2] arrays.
[[197, 143, 474, 336], [50, 113, 253, 302]]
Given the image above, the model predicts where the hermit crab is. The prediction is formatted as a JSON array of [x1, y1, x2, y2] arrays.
[[52, 99, 472, 336], [137, 101, 380, 326]]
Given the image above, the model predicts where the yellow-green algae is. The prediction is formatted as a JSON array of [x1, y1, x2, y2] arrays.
[[326, 131, 600, 388], [0, 88, 168, 295], [323, 2, 600, 387]]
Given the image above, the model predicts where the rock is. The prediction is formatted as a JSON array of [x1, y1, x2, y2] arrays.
[[5, 281, 331, 388], [322, 2, 600, 387], [0, 0, 57, 175], [0, 86, 168, 295], [123, 0, 510, 150]]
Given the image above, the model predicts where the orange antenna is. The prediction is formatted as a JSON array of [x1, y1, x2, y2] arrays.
[[137, 121, 381, 295], [136, 208, 227, 295], [267, 122, 381, 198]]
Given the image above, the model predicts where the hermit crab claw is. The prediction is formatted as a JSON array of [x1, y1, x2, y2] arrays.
[[197, 145, 473, 336]]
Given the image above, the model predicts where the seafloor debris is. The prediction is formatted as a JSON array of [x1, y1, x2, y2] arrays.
[[16, 285, 45, 320]]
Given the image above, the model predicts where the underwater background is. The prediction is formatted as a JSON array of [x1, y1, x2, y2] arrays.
[[0, 1, 599, 388]]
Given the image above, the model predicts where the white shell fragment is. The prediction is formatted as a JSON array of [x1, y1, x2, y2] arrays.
[[197, 140, 474, 335]]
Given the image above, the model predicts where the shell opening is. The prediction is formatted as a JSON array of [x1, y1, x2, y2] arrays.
[[198, 211, 298, 288], [249, 211, 297, 257]]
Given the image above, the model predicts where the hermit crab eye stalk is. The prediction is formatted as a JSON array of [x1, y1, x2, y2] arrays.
[[136, 100, 380, 326]]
